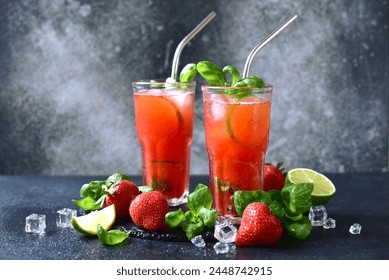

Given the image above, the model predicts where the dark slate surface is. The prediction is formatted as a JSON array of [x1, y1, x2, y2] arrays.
[[0, 0, 388, 176], [0, 173, 388, 260]]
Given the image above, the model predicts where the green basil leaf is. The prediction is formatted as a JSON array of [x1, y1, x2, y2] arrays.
[[138, 185, 153, 193], [198, 207, 218, 228], [97, 224, 129, 246], [179, 63, 198, 82], [197, 61, 228, 86], [184, 210, 198, 223], [233, 190, 272, 217], [281, 183, 313, 215], [233, 76, 265, 88], [106, 173, 131, 188], [165, 208, 185, 228], [284, 215, 312, 240], [187, 184, 213, 214], [79, 181, 105, 200], [182, 219, 205, 240], [223, 66, 240, 85], [72, 196, 101, 211]]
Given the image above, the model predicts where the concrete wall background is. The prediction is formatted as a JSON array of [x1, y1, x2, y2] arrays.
[[0, 0, 388, 175]]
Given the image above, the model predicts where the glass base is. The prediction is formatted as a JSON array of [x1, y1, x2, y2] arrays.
[[167, 191, 189, 206], [217, 215, 242, 226]]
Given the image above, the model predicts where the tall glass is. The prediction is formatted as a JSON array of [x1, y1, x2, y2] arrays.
[[202, 85, 273, 220], [132, 80, 195, 206]]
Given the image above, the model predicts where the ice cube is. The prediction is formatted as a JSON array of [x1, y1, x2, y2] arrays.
[[323, 218, 336, 229], [214, 220, 237, 243], [308, 205, 328, 226], [56, 208, 77, 228], [25, 214, 46, 234], [213, 242, 229, 254], [191, 235, 206, 248], [349, 223, 362, 235]]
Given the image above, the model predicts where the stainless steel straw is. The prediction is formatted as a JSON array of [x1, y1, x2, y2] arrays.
[[242, 14, 298, 78], [171, 11, 216, 80]]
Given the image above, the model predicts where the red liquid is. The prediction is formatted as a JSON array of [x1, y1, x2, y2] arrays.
[[203, 93, 271, 217], [134, 88, 194, 204]]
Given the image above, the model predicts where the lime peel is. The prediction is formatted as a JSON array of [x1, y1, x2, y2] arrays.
[[286, 168, 336, 205]]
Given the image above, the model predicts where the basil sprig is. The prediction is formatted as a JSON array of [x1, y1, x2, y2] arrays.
[[97, 224, 129, 246], [178, 61, 265, 95], [165, 184, 218, 240], [72, 173, 130, 211], [233, 182, 314, 240]]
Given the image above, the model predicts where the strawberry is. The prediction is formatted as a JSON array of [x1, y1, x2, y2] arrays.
[[235, 202, 282, 246], [129, 191, 169, 231], [263, 162, 286, 191], [103, 180, 139, 218]]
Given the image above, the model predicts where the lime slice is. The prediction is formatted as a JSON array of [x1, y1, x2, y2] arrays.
[[286, 168, 336, 205], [71, 205, 116, 235]]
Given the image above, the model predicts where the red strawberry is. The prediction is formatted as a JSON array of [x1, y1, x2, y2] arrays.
[[103, 180, 139, 218], [263, 162, 286, 191], [235, 202, 282, 246], [129, 191, 169, 231]]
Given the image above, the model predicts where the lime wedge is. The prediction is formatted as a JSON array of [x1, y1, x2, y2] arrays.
[[286, 168, 336, 205], [71, 205, 116, 235]]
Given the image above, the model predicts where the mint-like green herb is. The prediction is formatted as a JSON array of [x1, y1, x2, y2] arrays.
[[179, 63, 197, 82], [232, 183, 314, 240], [97, 224, 129, 246], [165, 183, 218, 240], [72, 173, 131, 211]]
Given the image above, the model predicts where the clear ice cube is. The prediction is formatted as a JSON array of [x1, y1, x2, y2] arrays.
[[323, 218, 336, 229], [191, 235, 206, 248], [214, 220, 237, 243], [213, 242, 229, 254], [308, 205, 328, 226], [56, 208, 77, 228], [349, 223, 362, 235], [25, 214, 46, 234]]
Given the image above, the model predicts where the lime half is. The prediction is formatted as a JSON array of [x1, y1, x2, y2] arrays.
[[71, 205, 116, 235], [286, 168, 336, 205]]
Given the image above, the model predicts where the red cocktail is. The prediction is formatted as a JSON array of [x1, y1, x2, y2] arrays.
[[132, 81, 195, 206]]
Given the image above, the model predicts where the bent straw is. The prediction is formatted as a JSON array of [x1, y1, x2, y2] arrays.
[[171, 11, 216, 80], [242, 14, 298, 78]]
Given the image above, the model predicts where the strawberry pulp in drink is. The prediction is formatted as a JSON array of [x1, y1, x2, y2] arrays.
[[202, 85, 272, 218], [133, 82, 195, 206]]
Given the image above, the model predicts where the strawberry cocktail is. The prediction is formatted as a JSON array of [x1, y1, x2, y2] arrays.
[[202, 84, 273, 219], [132, 81, 195, 206]]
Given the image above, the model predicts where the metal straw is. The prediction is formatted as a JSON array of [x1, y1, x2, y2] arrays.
[[242, 14, 298, 78], [171, 11, 216, 80]]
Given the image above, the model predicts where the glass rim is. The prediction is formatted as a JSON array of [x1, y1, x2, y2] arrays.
[[201, 83, 273, 90], [132, 79, 196, 86]]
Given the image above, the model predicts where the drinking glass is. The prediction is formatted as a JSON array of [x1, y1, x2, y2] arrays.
[[202, 84, 273, 220], [132, 80, 195, 206]]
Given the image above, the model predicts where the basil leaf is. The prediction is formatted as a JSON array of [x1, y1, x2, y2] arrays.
[[233, 76, 265, 88], [197, 61, 228, 86], [165, 208, 185, 228], [179, 63, 197, 82], [97, 224, 129, 246], [138, 185, 153, 193], [187, 184, 213, 214], [184, 210, 198, 223], [233, 190, 272, 217], [198, 207, 218, 228], [106, 173, 130, 188], [182, 219, 205, 240], [72, 197, 101, 211], [223, 66, 240, 85], [80, 181, 105, 200], [284, 215, 312, 240], [281, 183, 313, 215]]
